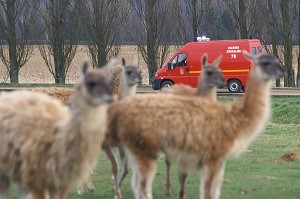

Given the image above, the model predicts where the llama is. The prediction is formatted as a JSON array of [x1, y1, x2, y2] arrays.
[[33, 57, 142, 199], [74, 57, 141, 198], [163, 54, 224, 102], [162, 54, 225, 199], [32, 87, 74, 105], [31, 58, 117, 107], [31, 58, 118, 195], [97, 57, 142, 199], [107, 51, 284, 199], [110, 57, 142, 98], [0, 59, 113, 199]]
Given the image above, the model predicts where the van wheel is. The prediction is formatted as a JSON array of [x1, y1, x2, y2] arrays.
[[161, 81, 173, 89], [227, 79, 242, 93]]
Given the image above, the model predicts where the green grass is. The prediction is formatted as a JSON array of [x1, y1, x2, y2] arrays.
[[63, 96, 300, 199]]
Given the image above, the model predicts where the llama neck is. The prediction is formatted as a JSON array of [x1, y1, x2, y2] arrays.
[[197, 85, 217, 101], [120, 84, 137, 99], [242, 70, 272, 113], [226, 70, 272, 158], [119, 69, 137, 99], [66, 87, 107, 147], [197, 75, 217, 101], [56, 87, 107, 180], [231, 69, 272, 141]]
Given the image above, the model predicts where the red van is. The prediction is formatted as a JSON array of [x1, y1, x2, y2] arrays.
[[152, 39, 263, 92]]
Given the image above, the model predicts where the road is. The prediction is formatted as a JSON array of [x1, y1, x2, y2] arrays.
[[137, 87, 300, 96]]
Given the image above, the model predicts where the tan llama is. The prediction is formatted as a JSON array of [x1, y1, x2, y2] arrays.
[[162, 54, 225, 199], [0, 59, 113, 199], [33, 58, 142, 199], [106, 51, 284, 199], [33, 87, 74, 105], [84, 57, 142, 199], [103, 57, 142, 199], [110, 57, 142, 98]]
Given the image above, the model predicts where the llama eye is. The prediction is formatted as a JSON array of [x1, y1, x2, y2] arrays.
[[126, 71, 132, 75], [88, 82, 96, 89], [263, 62, 269, 67], [207, 71, 213, 76]]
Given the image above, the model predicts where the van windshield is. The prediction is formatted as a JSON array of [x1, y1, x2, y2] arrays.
[[252, 47, 257, 55]]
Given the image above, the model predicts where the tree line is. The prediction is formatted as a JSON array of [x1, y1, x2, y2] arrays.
[[0, 0, 299, 86]]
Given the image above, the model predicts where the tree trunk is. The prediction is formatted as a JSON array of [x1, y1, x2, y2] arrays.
[[146, 0, 157, 84], [93, 1, 107, 68], [7, 0, 18, 83], [238, 0, 248, 39], [97, 42, 107, 68], [267, 0, 280, 87], [191, 0, 198, 38], [52, 0, 65, 84], [297, 0, 300, 87], [281, 0, 295, 87]]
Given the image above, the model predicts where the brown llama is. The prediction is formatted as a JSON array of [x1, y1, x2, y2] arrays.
[[163, 54, 224, 101], [162, 54, 225, 199], [0, 59, 113, 199], [107, 51, 284, 199]]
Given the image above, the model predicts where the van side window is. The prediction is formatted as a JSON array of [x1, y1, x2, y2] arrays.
[[257, 47, 263, 54], [177, 53, 187, 66], [252, 47, 257, 55], [169, 53, 187, 70]]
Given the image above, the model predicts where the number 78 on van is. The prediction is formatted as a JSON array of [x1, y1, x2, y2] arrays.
[[152, 39, 263, 93]]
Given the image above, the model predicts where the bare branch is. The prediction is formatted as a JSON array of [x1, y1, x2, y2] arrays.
[[84, 0, 130, 68]]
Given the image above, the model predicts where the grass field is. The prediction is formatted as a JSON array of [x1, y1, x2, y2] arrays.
[[58, 96, 300, 199]]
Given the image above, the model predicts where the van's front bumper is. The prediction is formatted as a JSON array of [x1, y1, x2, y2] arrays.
[[152, 79, 162, 90]]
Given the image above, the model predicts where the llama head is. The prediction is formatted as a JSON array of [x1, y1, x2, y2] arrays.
[[243, 50, 284, 81], [80, 59, 113, 105], [201, 54, 225, 88], [122, 57, 142, 86]]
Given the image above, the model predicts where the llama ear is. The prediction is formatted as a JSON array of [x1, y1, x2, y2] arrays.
[[213, 55, 222, 67], [202, 53, 208, 68], [242, 50, 254, 61], [80, 58, 91, 83], [81, 58, 90, 75], [122, 57, 126, 67]]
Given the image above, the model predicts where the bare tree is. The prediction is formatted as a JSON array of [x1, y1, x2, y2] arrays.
[[185, 0, 206, 39], [261, 0, 283, 87], [29, 0, 82, 83], [0, 0, 34, 83], [83, 0, 130, 68], [280, 0, 295, 87], [238, 0, 248, 39], [185, 0, 210, 41], [266, 0, 281, 87], [222, 0, 249, 39], [171, 0, 211, 43], [297, 0, 300, 87], [127, 0, 173, 84]]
